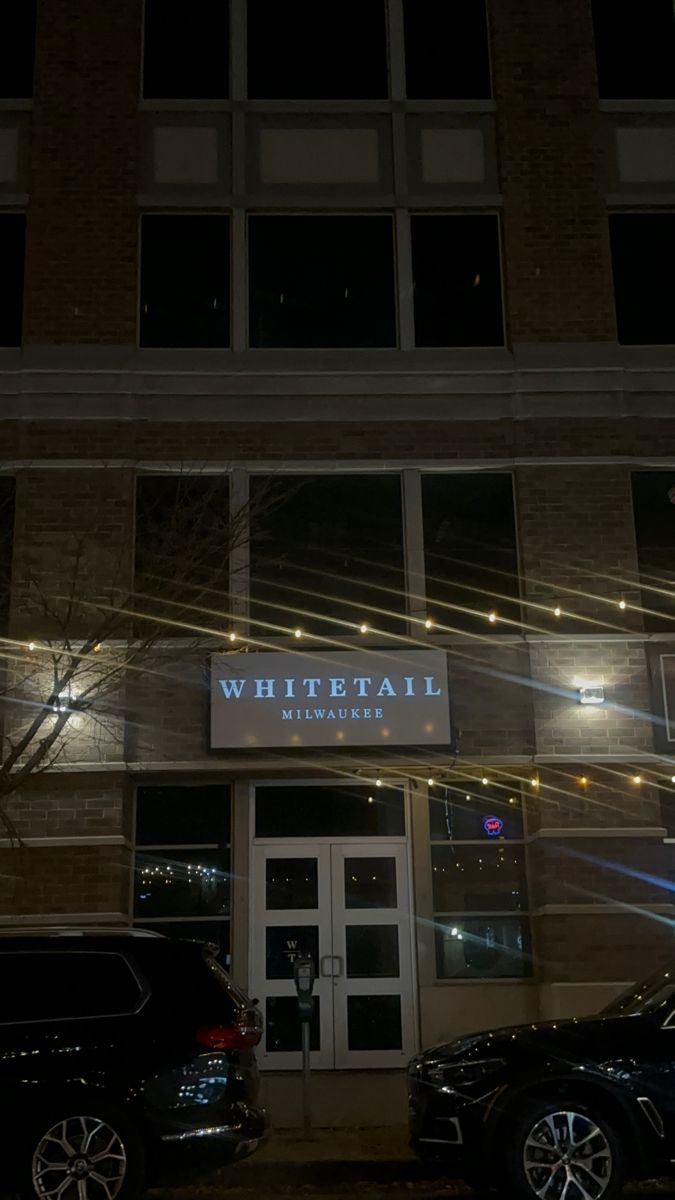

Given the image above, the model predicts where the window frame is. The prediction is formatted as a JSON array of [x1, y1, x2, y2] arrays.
[[0, 951, 149, 1025]]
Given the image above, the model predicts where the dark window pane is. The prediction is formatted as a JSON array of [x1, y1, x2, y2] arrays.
[[412, 215, 503, 347], [346, 926, 400, 978], [140, 215, 230, 348], [663, 788, 675, 839], [134, 850, 231, 918], [0, 215, 25, 348], [265, 995, 320, 1052], [347, 994, 402, 1050], [143, 0, 228, 99], [429, 786, 523, 841], [256, 785, 405, 838], [134, 920, 231, 967], [422, 474, 519, 633], [134, 474, 231, 631], [0, 952, 142, 1022], [266, 858, 318, 910], [432, 845, 526, 913], [249, 216, 396, 348], [632, 472, 675, 631], [345, 857, 397, 909], [0, 478, 15, 630], [249, 475, 404, 635], [136, 784, 231, 846], [403, 0, 490, 99], [266, 925, 319, 979], [592, 0, 675, 99], [435, 916, 532, 979], [0, 2, 36, 98], [247, 0, 387, 99], [610, 215, 675, 346]]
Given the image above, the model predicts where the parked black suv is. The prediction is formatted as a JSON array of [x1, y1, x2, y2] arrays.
[[0, 928, 267, 1200], [409, 968, 675, 1199]]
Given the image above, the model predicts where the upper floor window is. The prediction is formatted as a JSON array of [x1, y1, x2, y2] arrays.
[[609, 213, 675, 345], [249, 215, 396, 348], [134, 473, 231, 629], [403, 0, 491, 100], [422, 473, 520, 632], [247, 0, 388, 99], [139, 214, 230, 348], [632, 471, 675, 631], [0, 2, 36, 99], [411, 214, 503, 347], [0, 214, 25, 348], [142, 0, 229, 99], [249, 474, 405, 635], [592, 0, 675, 99]]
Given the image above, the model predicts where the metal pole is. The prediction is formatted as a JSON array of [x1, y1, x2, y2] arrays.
[[301, 1017, 311, 1135]]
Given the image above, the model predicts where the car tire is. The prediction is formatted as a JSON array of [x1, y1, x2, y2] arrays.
[[501, 1098, 626, 1200], [21, 1103, 146, 1200]]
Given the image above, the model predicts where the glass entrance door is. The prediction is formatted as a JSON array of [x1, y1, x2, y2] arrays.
[[252, 841, 416, 1069]]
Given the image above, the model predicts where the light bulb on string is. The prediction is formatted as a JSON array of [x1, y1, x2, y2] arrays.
[[427, 777, 435, 788], [530, 775, 540, 789], [632, 774, 642, 785], [424, 618, 433, 630], [488, 611, 497, 624], [293, 628, 303, 639], [619, 598, 627, 611], [481, 777, 489, 786], [228, 632, 237, 643], [553, 606, 562, 618], [375, 777, 383, 788], [359, 622, 369, 634]]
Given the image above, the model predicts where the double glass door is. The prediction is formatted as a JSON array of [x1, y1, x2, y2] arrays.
[[252, 842, 416, 1069]]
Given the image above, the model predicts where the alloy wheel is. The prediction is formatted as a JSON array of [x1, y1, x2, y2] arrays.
[[31, 1115, 127, 1200], [523, 1110, 613, 1200]]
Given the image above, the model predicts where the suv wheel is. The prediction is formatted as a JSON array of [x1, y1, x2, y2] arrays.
[[26, 1110, 145, 1200], [503, 1099, 625, 1200]]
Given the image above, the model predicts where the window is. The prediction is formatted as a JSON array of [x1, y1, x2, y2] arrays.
[[133, 784, 232, 966], [0, 952, 143, 1022], [139, 215, 230, 348], [0, 215, 25, 348], [0, 2, 36, 99], [134, 473, 231, 629], [0, 477, 15, 630], [422, 473, 520, 632], [142, 0, 229, 99], [247, 0, 387, 99], [632, 472, 675, 630], [411, 215, 503, 347], [660, 787, 675, 838], [430, 786, 531, 980], [591, 0, 675, 100], [403, 1, 491, 99], [249, 474, 405, 634], [256, 784, 405, 838], [609, 214, 675, 346], [248, 216, 396, 348]]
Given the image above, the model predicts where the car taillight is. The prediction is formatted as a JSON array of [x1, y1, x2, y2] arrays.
[[196, 1013, 262, 1051]]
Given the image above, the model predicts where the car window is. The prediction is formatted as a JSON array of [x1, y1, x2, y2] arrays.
[[0, 951, 145, 1023], [602, 970, 675, 1018]]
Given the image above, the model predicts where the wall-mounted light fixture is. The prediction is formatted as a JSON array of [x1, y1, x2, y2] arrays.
[[578, 685, 605, 706]]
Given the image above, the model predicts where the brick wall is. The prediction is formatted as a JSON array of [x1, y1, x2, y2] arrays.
[[5, 773, 127, 842], [534, 913, 673, 982], [23, 0, 141, 344], [489, 0, 616, 343], [0, 844, 130, 918]]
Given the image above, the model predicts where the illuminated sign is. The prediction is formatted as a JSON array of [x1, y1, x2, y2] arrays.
[[210, 648, 451, 749], [482, 815, 504, 838]]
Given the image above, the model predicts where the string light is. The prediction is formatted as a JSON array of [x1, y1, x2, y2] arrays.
[[359, 622, 369, 634], [553, 606, 562, 618], [367, 795, 374, 804], [632, 774, 642, 785], [424, 618, 433, 630], [530, 775, 540, 789], [293, 628, 303, 639], [228, 632, 237, 643], [488, 611, 497, 623], [375, 777, 383, 788], [579, 776, 589, 787], [619, 598, 627, 610], [28, 642, 36, 652], [481, 776, 489, 786], [508, 796, 516, 804], [93, 643, 102, 653], [427, 777, 435, 787], [671, 776, 675, 784]]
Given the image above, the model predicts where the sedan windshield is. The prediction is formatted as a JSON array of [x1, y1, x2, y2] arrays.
[[602, 969, 675, 1017]]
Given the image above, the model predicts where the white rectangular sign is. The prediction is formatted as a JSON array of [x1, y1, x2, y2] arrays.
[[210, 648, 451, 749]]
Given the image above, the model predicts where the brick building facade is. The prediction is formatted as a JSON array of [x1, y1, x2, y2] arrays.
[[2, 0, 675, 1122]]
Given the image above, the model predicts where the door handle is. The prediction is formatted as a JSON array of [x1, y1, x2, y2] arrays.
[[320, 955, 344, 978]]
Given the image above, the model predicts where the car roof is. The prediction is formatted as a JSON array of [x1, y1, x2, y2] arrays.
[[0, 926, 165, 939]]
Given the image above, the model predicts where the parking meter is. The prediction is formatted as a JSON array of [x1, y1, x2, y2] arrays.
[[293, 954, 316, 1022]]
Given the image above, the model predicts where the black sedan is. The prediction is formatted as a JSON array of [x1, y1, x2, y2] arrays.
[[409, 968, 675, 1200], [0, 928, 268, 1200]]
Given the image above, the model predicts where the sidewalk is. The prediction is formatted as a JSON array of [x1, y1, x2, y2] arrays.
[[151, 1125, 675, 1197]]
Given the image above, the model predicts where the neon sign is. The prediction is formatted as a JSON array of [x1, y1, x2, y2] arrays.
[[483, 815, 504, 838]]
